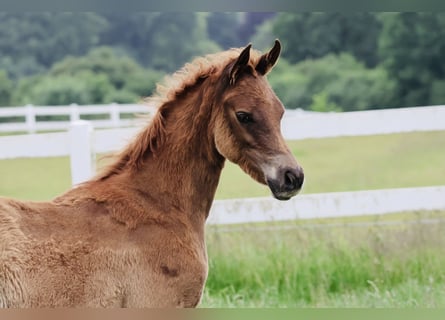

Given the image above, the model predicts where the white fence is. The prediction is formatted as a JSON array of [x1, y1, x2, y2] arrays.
[[2, 103, 445, 137], [0, 103, 156, 134], [282, 105, 445, 139], [208, 186, 445, 225], [1, 105, 445, 224]]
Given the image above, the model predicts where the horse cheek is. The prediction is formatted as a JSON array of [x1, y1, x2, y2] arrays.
[[214, 125, 240, 163]]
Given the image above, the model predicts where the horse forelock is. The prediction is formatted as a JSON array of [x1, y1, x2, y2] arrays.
[[95, 47, 264, 181]]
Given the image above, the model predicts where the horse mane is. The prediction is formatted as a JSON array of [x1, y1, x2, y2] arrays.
[[95, 47, 264, 181]]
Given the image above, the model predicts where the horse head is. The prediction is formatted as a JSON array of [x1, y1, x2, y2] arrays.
[[214, 40, 304, 200]]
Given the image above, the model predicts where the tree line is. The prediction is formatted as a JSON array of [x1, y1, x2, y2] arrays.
[[0, 12, 444, 112]]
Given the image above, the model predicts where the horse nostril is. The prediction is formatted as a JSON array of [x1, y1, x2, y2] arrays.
[[284, 171, 295, 188], [284, 169, 304, 191]]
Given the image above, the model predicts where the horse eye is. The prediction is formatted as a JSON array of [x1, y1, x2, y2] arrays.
[[236, 111, 254, 124]]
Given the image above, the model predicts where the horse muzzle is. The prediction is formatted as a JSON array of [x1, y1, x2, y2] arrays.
[[266, 166, 304, 200]]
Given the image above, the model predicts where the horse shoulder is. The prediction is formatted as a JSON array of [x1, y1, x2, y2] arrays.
[[0, 198, 33, 307]]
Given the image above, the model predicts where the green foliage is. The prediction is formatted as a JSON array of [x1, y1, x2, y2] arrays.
[[4, 12, 445, 109], [103, 90, 139, 104], [122, 69, 165, 99], [325, 62, 397, 110], [10, 75, 44, 106], [150, 13, 220, 71], [0, 12, 222, 78], [250, 18, 277, 51], [101, 13, 221, 72], [50, 47, 142, 89], [273, 13, 381, 67], [378, 13, 445, 107], [206, 12, 243, 48], [430, 80, 445, 105], [268, 53, 397, 111], [309, 92, 341, 112], [33, 76, 91, 106], [14, 73, 113, 106], [0, 70, 13, 106], [238, 13, 277, 45], [12, 47, 165, 106], [0, 12, 107, 79], [0, 56, 46, 80]]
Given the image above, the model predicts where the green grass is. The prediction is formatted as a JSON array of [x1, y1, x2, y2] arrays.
[[1, 131, 444, 201], [0, 156, 71, 200], [202, 211, 445, 307]]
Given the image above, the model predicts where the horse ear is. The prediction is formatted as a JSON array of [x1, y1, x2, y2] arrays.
[[255, 39, 281, 75], [229, 44, 252, 85]]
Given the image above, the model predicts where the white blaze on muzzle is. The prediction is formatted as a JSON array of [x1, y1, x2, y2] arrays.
[[260, 154, 304, 200]]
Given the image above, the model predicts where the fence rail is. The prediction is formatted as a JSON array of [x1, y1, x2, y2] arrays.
[[282, 104, 445, 139], [208, 186, 445, 225], [0, 103, 156, 133], [1, 103, 445, 137]]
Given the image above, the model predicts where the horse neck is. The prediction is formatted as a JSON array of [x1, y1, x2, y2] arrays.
[[120, 85, 225, 225]]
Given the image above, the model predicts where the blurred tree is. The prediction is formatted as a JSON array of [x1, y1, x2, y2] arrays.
[[250, 18, 277, 51], [273, 13, 381, 67], [13, 73, 113, 106], [267, 59, 309, 109], [238, 12, 276, 45], [10, 12, 444, 111], [430, 80, 445, 105], [378, 13, 445, 107], [0, 12, 108, 79], [268, 54, 396, 111], [309, 92, 341, 112], [206, 12, 243, 49], [0, 70, 13, 106], [13, 47, 165, 106], [326, 61, 397, 111], [104, 90, 140, 104], [100, 12, 220, 72], [100, 13, 162, 66], [0, 56, 46, 80], [122, 68, 165, 99], [50, 47, 146, 89], [51, 46, 165, 97]]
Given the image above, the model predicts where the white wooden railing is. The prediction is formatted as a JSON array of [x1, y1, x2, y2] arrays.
[[2, 103, 445, 136], [282, 104, 445, 139], [0, 103, 156, 133], [1, 105, 445, 224], [207, 185, 445, 225]]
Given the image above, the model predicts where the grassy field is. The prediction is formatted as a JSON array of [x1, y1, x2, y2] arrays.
[[1, 130, 445, 201], [202, 210, 445, 307], [0, 156, 72, 200]]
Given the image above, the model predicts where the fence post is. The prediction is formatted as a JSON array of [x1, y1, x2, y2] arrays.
[[69, 120, 95, 186], [110, 103, 120, 127], [69, 103, 80, 122], [25, 104, 36, 134]]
